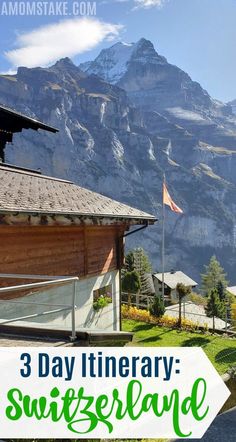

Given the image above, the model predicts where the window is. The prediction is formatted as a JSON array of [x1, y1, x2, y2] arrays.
[[93, 284, 113, 303]]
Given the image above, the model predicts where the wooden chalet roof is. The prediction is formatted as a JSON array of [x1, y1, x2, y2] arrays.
[[0, 164, 156, 224], [0, 105, 58, 134], [0, 104, 58, 162]]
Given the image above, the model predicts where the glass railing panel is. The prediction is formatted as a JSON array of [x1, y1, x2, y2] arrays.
[[0, 276, 78, 335]]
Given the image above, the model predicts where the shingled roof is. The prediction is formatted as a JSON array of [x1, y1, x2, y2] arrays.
[[153, 271, 197, 289], [0, 164, 156, 224]]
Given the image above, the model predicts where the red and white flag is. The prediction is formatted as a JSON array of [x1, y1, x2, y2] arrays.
[[163, 182, 183, 214]]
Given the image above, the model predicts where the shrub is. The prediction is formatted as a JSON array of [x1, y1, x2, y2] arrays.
[[149, 295, 165, 318], [93, 296, 112, 311], [228, 366, 236, 379], [188, 292, 207, 306], [121, 305, 207, 332]]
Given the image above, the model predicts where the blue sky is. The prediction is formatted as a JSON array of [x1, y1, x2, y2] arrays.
[[0, 0, 235, 102]]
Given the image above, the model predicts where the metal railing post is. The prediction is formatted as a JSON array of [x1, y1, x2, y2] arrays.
[[70, 279, 77, 342]]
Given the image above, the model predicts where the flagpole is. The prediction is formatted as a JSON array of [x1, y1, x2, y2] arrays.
[[162, 173, 165, 302], [161, 176, 183, 302]]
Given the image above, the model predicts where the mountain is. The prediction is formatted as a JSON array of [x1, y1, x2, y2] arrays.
[[80, 39, 223, 112], [1, 40, 236, 282], [228, 99, 236, 115], [79, 41, 143, 85], [80, 39, 236, 151]]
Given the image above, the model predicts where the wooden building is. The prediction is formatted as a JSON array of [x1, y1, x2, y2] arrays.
[[0, 105, 156, 336], [153, 270, 197, 303]]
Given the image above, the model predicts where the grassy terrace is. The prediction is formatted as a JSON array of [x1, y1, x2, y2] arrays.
[[123, 319, 236, 375]]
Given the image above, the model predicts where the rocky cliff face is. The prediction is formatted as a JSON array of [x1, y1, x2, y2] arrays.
[[81, 39, 227, 113], [1, 40, 236, 282]]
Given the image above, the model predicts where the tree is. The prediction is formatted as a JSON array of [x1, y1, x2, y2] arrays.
[[205, 288, 226, 331], [123, 248, 153, 296], [133, 248, 153, 296], [133, 247, 152, 274], [121, 270, 141, 307], [141, 273, 155, 296], [201, 256, 228, 296], [176, 283, 191, 328], [150, 295, 165, 318], [124, 251, 135, 272], [216, 280, 226, 302]]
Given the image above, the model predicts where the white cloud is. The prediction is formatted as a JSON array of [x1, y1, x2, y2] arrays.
[[0, 69, 17, 75], [5, 18, 123, 69], [134, 0, 167, 9]]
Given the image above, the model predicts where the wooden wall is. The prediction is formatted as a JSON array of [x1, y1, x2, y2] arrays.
[[0, 225, 125, 281]]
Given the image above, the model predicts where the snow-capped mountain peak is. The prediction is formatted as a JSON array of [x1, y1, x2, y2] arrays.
[[79, 38, 167, 84], [79, 41, 137, 84]]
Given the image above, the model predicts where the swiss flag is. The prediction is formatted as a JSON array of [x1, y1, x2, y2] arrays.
[[163, 182, 183, 214]]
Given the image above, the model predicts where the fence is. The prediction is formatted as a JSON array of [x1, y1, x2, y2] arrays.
[[121, 292, 236, 332], [121, 292, 153, 310], [0, 274, 79, 340]]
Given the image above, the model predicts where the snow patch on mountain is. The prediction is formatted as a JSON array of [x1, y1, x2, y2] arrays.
[[80, 42, 137, 84], [111, 133, 124, 163], [80, 39, 168, 85], [228, 99, 236, 115], [148, 139, 156, 161], [167, 107, 208, 122]]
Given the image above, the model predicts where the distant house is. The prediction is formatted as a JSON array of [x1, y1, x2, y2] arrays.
[[0, 104, 156, 337], [153, 270, 197, 302]]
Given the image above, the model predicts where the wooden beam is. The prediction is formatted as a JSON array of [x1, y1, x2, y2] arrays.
[[84, 227, 88, 275]]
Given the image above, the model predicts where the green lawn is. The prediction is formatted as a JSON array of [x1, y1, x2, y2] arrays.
[[123, 319, 236, 375]]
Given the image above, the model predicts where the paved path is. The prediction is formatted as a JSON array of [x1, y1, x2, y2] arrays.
[[174, 407, 236, 441], [0, 334, 73, 347], [165, 302, 227, 329]]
